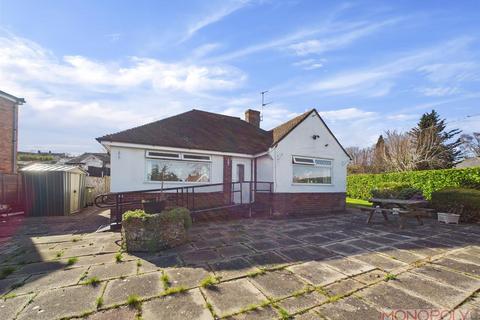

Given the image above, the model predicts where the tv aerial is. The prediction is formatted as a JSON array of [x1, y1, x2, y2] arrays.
[[260, 90, 272, 122]]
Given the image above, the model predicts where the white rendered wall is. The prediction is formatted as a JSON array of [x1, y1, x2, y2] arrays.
[[272, 112, 349, 193], [256, 155, 273, 182], [109, 146, 224, 192]]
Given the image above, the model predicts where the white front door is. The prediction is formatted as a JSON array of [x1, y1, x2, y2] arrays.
[[232, 159, 251, 204]]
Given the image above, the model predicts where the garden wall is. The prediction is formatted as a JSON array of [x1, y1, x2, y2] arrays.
[[347, 167, 480, 200]]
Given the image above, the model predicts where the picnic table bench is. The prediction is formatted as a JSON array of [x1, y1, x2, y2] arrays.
[[360, 198, 433, 229]]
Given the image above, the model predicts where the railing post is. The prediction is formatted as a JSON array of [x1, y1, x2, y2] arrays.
[[240, 181, 243, 204], [192, 187, 195, 212]]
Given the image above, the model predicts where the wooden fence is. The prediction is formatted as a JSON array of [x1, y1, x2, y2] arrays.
[[0, 173, 22, 206]]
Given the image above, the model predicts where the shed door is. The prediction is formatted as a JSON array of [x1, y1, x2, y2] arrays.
[[70, 173, 80, 213]]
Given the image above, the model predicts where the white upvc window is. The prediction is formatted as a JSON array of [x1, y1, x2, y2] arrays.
[[292, 156, 332, 184], [145, 150, 211, 182]]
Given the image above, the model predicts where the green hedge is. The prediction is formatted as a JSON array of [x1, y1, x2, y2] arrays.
[[347, 167, 480, 200], [431, 188, 480, 222]]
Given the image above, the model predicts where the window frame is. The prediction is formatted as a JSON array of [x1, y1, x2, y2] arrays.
[[145, 150, 212, 183], [291, 155, 333, 185]]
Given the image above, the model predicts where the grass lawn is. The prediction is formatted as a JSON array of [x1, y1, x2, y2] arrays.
[[346, 197, 372, 208]]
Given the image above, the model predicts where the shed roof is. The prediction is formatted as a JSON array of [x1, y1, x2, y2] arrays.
[[21, 163, 86, 174]]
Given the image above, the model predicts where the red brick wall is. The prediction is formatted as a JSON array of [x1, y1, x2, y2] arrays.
[[0, 97, 16, 174], [111, 191, 226, 221], [255, 192, 346, 216], [223, 156, 232, 204]]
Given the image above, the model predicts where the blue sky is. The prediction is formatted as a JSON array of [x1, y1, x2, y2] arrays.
[[1, 0, 479, 154]]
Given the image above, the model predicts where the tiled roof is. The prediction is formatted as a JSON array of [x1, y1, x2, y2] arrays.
[[97, 110, 273, 154], [271, 109, 314, 145], [97, 108, 350, 158], [66, 153, 110, 164]]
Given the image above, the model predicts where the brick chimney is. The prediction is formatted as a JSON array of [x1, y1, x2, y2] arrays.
[[245, 109, 261, 128]]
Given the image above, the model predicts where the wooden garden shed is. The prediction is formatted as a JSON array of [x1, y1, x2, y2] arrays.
[[21, 163, 87, 216]]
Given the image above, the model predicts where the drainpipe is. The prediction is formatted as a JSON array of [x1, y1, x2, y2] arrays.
[[12, 102, 18, 173], [11, 98, 25, 174]]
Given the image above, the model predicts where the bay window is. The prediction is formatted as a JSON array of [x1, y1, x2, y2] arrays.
[[146, 151, 211, 182]]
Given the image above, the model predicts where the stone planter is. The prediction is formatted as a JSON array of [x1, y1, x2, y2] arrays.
[[122, 212, 188, 252]]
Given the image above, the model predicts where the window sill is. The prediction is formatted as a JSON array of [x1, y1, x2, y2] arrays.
[[291, 183, 334, 186], [144, 180, 211, 184]]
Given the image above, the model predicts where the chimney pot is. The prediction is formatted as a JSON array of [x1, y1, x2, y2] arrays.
[[245, 109, 261, 128]]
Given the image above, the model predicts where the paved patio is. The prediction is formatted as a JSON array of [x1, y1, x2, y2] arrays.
[[1, 209, 479, 320]]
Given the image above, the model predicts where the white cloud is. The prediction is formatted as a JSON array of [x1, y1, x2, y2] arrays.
[[181, 0, 250, 43], [418, 62, 479, 83], [418, 87, 460, 97], [292, 59, 324, 70], [284, 36, 476, 98], [288, 18, 401, 56], [0, 33, 251, 152], [319, 107, 377, 121]]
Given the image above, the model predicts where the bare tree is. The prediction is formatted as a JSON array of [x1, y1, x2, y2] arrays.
[[460, 133, 480, 157], [382, 130, 416, 172]]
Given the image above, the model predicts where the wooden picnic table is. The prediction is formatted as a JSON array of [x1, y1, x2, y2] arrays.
[[365, 198, 432, 229]]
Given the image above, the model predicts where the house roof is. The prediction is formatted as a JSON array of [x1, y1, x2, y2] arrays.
[[66, 153, 110, 165], [0, 90, 25, 104], [97, 110, 273, 154], [455, 157, 480, 168], [97, 108, 350, 158], [21, 163, 86, 174]]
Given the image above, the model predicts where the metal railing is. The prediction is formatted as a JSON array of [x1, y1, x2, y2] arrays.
[[95, 181, 273, 226]]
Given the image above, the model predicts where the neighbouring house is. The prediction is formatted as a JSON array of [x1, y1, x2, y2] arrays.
[[66, 152, 110, 177], [455, 157, 480, 169], [0, 90, 25, 174], [97, 109, 351, 215]]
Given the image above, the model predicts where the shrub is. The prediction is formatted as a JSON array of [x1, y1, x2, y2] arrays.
[[160, 207, 192, 230], [123, 207, 192, 229], [123, 209, 152, 221], [371, 182, 423, 200], [431, 188, 480, 223], [347, 167, 480, 200]]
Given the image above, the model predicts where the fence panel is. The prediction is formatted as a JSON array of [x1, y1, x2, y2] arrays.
[[0, 173, 22, 206]]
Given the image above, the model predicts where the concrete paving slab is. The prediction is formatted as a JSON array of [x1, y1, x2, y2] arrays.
[[217, 245, 253, 258], [412, 264, 480, 292], [352, 252, 407, 272], [202, 278, 267, 317], [249, 270, 307, 299], [83, 306, 138, 320], [17, 284, 103, 320], [378, 247, 423, 264], [210, 257, 258, 281], [12, 266, 88, 294], [294, 309, 322, 319], [226, 305, 279, 320], [87, 261, 138, 281], [0, 294, 33, 320], [324, 278, 365, 297], [324, 243, 366, 255], [391, 272, 468, 308], [318, 296, 381, 320], [323, 257, 375, 276], [278, 291, 327, 314], [102, 272, 162, 307], [165, 266, 211, 289], [181, 249, 221, 265], [288, 261, 347, 286], [247, 251, 290, 269], [0, 276, 28, 295], [434, 257, 480, 277], [360, 282, 438, 310], [354, 270, 387, 285], [142, 288, 212, 320], [277, 247, 319, 262]]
